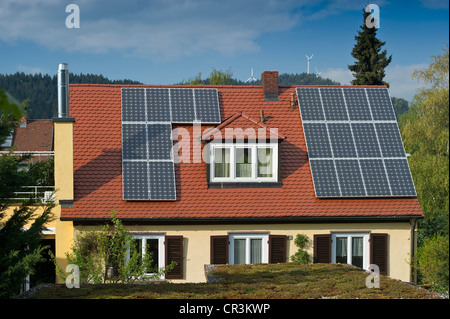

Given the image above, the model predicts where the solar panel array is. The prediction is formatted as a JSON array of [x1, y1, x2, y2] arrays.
[[296, 87, 416, 198], [121, 87, 221, 200]]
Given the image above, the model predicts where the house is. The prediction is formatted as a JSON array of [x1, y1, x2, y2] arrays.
[[52, 64, 423, 283], [0, 117, 54, 162]]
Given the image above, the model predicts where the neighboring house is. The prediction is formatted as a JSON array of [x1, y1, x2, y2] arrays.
[[52, 68, 423, 283], [0, 117, 54, 162]]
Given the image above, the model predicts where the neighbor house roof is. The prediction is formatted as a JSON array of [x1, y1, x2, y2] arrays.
[[0, 119, 53, 162], [61, 84, 423, 221]]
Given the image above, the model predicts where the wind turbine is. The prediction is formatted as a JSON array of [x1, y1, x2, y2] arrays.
[[245, 68, 257, 83], [305, 54, 314, 74], [315, 67, 321, 77]]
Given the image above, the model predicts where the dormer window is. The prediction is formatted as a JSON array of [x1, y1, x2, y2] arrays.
[[210, 143, 278, 183]]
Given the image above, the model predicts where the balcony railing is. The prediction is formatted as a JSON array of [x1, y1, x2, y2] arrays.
[[9, 186, 55, 204]]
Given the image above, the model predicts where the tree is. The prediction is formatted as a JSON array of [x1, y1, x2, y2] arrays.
[[391, 97, 409, 120], [399, 46, 449, 293], [0, 88, 25, 121], [399, 47, 449, 219], [209, 68, 233, 85], [0, 203, 54, 298], [348, 10, 392, 86]]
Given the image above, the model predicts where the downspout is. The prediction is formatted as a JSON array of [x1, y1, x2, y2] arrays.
[[410, 218, 418, 284]]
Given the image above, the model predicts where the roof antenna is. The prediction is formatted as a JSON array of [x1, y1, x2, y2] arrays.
[[305, 54, 314, 74], [245, 67, 257, 83]]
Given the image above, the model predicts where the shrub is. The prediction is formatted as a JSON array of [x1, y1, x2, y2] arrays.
[[290, 234, 312, 264], [417, 234, 449, 294], [58, 212, 175, 284]]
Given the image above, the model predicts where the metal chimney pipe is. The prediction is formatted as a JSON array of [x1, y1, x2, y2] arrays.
[[57, 63, 69, 118]]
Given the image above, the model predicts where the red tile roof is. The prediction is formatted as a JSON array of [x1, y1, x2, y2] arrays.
[[201, 111, 286, 141], [1, 119, 53, 162], [61, 84, 423, 221]]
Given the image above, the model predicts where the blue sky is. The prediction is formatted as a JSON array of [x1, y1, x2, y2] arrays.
[[0, 0, 448, 101]]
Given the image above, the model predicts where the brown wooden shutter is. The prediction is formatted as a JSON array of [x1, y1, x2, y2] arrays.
[[210, 235, 229, 264], [313, 234, 331, 263], [269, 235, 287, 263], [370, 233, 388, 275], [165, 236, 184, 279]]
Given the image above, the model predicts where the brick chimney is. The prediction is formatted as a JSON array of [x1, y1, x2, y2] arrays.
[[261, 71, 279, 101]]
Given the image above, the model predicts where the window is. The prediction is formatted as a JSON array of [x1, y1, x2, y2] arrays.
[[229, 233, 269, 265], [331, 233, 369, 270], [210, 143, 278, 182], [128, 234, 165, 277]]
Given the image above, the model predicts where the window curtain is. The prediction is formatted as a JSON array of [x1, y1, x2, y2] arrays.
[[335, 237, 347, 264], [234, 239, 246, 264], [257, 148, 273, 177], [214, 148, 230, 178], [250, 239, 262, 264], [236, 148, 252, 178], [351, 237, 364, 268]]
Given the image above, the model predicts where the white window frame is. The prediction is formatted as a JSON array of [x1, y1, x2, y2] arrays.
[[128, 234, 165, 278], [229, 233, 269, 265], [210, 143, 278, 182], [331, 232, 370, 271]]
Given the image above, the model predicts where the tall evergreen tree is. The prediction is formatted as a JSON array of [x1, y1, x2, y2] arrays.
[[348, 9, 392, 86]]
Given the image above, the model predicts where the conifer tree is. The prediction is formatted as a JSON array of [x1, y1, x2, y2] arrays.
[[348, 10, 392, 86]]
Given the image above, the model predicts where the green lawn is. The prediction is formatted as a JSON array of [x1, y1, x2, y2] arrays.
[[29, 263, 441, 299]]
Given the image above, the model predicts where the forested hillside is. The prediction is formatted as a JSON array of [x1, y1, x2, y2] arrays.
[[0, 72, 409, 119], [0, 73, 141, 119]]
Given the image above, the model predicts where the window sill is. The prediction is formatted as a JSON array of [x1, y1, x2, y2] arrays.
[[208, 182, 282, 189]]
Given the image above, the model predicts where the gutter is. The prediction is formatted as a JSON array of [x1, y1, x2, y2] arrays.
[[410, 218, 419, 284], [61, 215, 424, 226]]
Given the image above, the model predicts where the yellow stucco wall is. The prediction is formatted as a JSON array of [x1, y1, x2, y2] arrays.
[[75, 222, 413, 283], [53, 120, 75, 283]]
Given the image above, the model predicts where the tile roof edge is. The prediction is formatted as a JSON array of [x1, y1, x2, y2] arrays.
[[69, 84, 388, 89]]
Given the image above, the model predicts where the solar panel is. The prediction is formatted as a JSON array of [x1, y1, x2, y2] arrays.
[[335, 160, 366, 197], [302, 123, 332, 158], [296, 88, 325, 121], [327, 123, 357, 158], [351, 123, 381, 158], [122, 161, 149, 200], [170, 88, 196, 123], [121, 88, 146, 121], [375, 123, 406, 157], [146, 88, 171, 122], [149, 161, 176, 200], [296, 86, 416, 198], [122, 124, 147, 160], [343, 88, 372, 120], [320, 88, 348, 120], [121, 87, 221, 201], [147, 124, 173, 160], [359, 159, 391, 196], [384, 159, 416, 196], [194, 89, 221, 123], [366, 88, 397, 121], [309, 160, 341, 197]]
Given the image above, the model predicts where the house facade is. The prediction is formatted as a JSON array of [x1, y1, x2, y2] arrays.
[[52, 68, 423, 283]]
